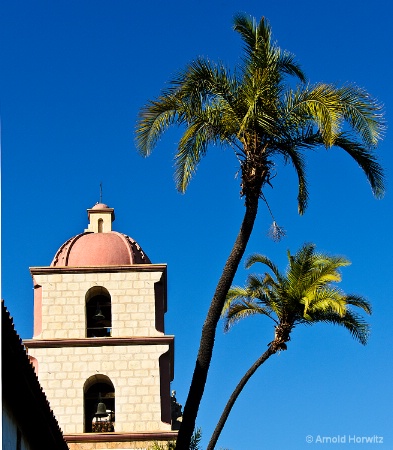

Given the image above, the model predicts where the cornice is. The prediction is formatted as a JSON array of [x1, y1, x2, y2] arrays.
[[64, 431, 178, 443], [23, 336, 175, 348], [30, 264, 167, 275]]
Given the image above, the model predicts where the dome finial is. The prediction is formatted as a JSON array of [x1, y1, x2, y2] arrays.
[[85, 202, 115, 233], [99, 181, 103, 204]]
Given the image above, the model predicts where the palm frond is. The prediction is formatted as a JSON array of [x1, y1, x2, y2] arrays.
[[343, 294, 372, 315], [286, 243, 316, 288], [174, 119, 211, 192], [233, 14, 261, 55], [136, 94, 183, 156], [276, 50, 306, 83], [310, 309, 370, 345], [304, 287, 348, 319], [289, 84, 344, 147], [238, 82, 277, 137], [275, 144, 308, 214], [176, 58, 238, 106], [224, 287, 253, 312], [190, 427, 202, 450], [245, 253, 280, 277], [336, 84, 385, 146], [333, 134, 385, 198], [223, 299, 275, 331], [290, 130, 385, 199]]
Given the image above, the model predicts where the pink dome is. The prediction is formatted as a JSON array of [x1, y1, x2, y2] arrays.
[[51, 231, 151, 267]]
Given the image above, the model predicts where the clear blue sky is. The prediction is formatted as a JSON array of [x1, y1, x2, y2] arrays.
[[1, 1, 392, 449]]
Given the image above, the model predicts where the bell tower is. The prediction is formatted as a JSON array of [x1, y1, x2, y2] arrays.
[[24, 203, 178, 449]]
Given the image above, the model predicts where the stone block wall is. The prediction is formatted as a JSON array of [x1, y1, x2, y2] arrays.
[[26, 343, 172, 435], [31, 266, 166, 339]]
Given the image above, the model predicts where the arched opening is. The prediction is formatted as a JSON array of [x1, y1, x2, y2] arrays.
[[98, 218, 103, 233], [84, 375, 115, 433], [85, 287, 112, 337]]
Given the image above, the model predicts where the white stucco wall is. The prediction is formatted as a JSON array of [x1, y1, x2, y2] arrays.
[[2, 405, 33, 450]]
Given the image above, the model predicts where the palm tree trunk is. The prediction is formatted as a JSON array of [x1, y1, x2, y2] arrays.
[[207, 346, 276, 450], [175, 194, 260, 450]]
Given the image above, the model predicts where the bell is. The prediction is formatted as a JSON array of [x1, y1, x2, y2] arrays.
[[93, 302, 105, 321], [95, 398, 108, 419]]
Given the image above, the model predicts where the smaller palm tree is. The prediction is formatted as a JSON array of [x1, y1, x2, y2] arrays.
[[207, 243, 371, 450]]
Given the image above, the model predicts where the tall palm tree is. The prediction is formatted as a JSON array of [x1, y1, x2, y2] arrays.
[[207, 243, 371, 449], [136, 14, 384, 449]]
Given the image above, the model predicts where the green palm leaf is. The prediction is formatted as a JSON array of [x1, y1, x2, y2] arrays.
[[333, 134, 384, 198]]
